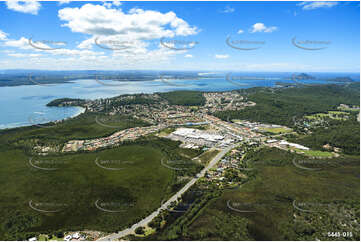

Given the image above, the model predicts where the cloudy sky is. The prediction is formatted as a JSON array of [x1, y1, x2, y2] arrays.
[[0, 1, 359, 72]]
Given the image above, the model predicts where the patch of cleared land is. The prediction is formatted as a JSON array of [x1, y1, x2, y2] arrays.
[[294, 148, 334, 158], [305, 111, 349, 121], [260, 127, 293, 134], [197, 149, 221, 164]]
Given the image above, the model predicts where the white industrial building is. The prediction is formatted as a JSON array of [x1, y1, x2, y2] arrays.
[[173, 128, 224, 142]]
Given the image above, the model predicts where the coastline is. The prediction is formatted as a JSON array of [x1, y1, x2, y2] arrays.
[[0, 77, 358, 131], [0, 106, 86, 131]]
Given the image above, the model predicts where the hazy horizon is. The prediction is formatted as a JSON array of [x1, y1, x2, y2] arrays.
[[0, 1, 359, 72]]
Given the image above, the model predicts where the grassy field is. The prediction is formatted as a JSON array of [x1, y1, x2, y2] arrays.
[[305, 111, 349, 121], [197, 149, 220, 165], [294, 148, 334, 158], [260, 127, 293, 134], [337, 106, 360, 112], [328, 111, 349, 115], [156, 128, 176, 137]]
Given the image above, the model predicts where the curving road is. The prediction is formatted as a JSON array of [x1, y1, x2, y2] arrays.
[[97, 143, 238, 241]]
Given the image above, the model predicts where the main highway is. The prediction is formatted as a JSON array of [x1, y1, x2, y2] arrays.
[[97, 143, 238, 241]]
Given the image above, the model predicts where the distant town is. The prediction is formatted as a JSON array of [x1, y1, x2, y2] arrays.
[[36, 90, 354, 179]]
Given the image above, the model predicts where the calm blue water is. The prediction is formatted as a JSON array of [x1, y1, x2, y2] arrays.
[[0, 74, 358, 129]]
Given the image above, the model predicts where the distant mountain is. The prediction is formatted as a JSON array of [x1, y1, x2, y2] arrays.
[[292, 73, 316, 80]]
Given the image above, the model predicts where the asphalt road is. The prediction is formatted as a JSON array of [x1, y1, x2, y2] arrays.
[[97, 143, 238, 241]]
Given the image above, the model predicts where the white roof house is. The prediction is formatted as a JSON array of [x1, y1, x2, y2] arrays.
[[72, 233, 80, 239], [266, 139, 278, 143], [64, 235, 72, 241]]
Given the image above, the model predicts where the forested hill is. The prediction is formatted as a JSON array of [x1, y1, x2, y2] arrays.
[[215, 83, 360, 127], [214, 83, 360, 155]]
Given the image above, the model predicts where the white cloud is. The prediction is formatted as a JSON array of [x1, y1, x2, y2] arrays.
[[58, 0, 71, 5], [0, 3, 203, 70], [0, 34, 189, 70], [77, 37, 96, 49], [0, 30, 8, 40], [215, 54, 229, 59], [8, 53, 42, 58], [298, 1, 338, 10], [3, 36, 104, 58], [58, 4, 198, 39], [250, 23, 278, 33], [237, 29, 244, 34], [103, 1, 112, 8], [112, 0, 122, 6], [4, 37, 36, 50], [58, 3, 198, 63], [222, 6, 235, 13], [264, 26, 277, 33], [6, 0, 41, 15], [49, 48, 104, 57], [3, 37, 60, 51], [102, 1, 121, 8]]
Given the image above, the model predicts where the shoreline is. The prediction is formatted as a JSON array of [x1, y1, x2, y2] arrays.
[[0, 79, 357, 131], [0, 106, 86, 131]]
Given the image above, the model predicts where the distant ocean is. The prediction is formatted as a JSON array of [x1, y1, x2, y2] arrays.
[[0, 73, 359, 130]]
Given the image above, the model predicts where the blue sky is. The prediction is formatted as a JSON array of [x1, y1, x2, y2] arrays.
[[0, 1, 359, 72]]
